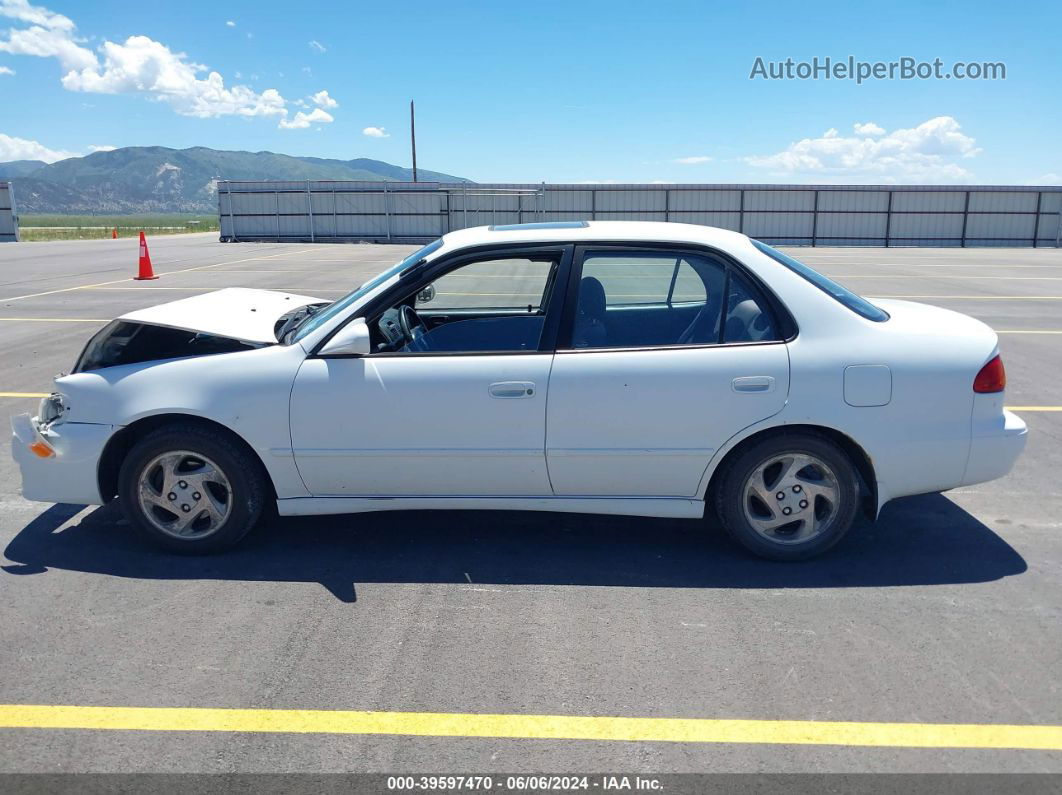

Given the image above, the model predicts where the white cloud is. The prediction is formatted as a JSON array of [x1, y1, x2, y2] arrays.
[[0, 65, 13, 74], [0, 131, 78, 162], [674, 155, 712, 164], [279, 107, 333, 129], [362, 126, 389, 138], [0, 20, 98, 71], [62, 35, 289, 118], [0, 3, 312, 121], [88, 144, 116, 151], [311, 89, 337, 109], [0, 0, 73, 30], [225, 20, 235, 27], [745, 116, 981, 183], [308, 40, 326, 53], [853, 122, 885, 136]]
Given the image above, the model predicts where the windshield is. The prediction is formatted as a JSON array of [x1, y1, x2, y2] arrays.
[[291, 238, 444, 342], [751, 240, 890, 322]]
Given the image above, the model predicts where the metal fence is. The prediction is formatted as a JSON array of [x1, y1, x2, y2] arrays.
[[218, 181, 1062, 247], [0, 182, 18, 242]]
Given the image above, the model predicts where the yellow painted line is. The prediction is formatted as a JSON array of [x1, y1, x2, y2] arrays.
[[0, 392, 48, 398], [0, 249, 317, 303], [0, 317, 108, 323], [869, 295, 1062, 300], [0, 705, 1060, 750], [1007, 406, 1062, 412]]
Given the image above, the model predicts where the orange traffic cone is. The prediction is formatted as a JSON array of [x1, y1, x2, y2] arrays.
[[112, 227, 118, 239], [134, 231, 158, 280]]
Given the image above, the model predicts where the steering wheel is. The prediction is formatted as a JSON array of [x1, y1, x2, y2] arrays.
[[399, 304, 428, 346]]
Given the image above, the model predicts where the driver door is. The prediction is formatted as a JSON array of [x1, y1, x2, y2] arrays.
[[288, 246, 570, 497]]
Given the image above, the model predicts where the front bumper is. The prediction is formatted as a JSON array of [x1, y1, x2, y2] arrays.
[[961, 409, 1028, 487], [10, 413, 112, 505]]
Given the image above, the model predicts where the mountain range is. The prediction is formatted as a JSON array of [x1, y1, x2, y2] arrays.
[[0, 146, 469, 214]]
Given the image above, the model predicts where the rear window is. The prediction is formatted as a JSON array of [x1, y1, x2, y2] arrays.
[[752, 240, 889, 322]]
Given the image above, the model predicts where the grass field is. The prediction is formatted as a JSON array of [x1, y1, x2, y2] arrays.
[[17, 214, 219, 242]]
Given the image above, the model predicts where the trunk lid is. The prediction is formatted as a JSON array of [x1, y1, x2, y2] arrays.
[[872, 298, 998, 347]]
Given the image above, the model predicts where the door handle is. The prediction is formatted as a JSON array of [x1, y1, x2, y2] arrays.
[[732, 376, 775, 393], [489, 381, 536, 399]]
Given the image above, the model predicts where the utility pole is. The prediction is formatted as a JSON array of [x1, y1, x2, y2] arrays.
[[410, 99, 418, 183]]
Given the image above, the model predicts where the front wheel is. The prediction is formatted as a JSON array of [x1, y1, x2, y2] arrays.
[[118, 423, 267, 554], [714, 433, 859, 561]]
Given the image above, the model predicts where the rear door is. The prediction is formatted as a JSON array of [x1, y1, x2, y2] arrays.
[[545, 245, 790, 497]]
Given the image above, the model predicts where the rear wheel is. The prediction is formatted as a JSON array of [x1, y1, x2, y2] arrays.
[[714, 433, 859, 561], [118, 423, 266, 554]]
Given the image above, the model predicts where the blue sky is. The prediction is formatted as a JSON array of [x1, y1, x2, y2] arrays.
[[1, 0, 1060, 184]]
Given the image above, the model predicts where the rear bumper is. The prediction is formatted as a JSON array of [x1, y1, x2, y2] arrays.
[[10, 413, 112, 505], [961, 409, 1028, 487]]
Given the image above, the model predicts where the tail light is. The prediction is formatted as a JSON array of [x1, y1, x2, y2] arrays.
[[973, 354, 1006, 393]]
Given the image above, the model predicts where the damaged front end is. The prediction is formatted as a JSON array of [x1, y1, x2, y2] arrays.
[[73, 321, 262, 373], [71, 287, 330, 372]]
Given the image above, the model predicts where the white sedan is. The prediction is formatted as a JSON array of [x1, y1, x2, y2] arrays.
[[11, 222, 1027, 560]]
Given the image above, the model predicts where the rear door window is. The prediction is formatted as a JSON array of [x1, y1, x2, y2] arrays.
[[568, 250, 726, 348]]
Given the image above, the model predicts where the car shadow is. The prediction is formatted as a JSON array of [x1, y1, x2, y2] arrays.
[[2, 494, 1026, 603]]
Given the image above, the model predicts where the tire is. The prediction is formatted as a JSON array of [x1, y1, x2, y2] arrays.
[[713, 432, 859, 561], [117, 422, 267, 554]]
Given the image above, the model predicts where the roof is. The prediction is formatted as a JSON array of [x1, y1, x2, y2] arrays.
[[438, 220, 752, 253]]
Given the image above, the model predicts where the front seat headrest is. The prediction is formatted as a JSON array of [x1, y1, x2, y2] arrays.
[[578, 276, 607, 319]]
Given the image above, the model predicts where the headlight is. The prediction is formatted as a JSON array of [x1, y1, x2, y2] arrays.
[[37, 393, 66, 426]]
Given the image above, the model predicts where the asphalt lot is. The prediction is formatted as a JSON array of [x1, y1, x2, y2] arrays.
[[0, 232, 1060, 773]]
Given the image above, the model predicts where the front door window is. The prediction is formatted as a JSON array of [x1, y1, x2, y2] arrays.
[[372, 253, 561, 354]]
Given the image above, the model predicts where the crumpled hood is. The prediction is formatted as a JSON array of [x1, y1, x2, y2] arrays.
[[117, 287, 326, 344]]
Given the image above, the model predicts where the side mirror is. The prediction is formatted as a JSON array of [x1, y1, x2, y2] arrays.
[[318, 318, 371, 356], [416, 283, 436, 304]]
